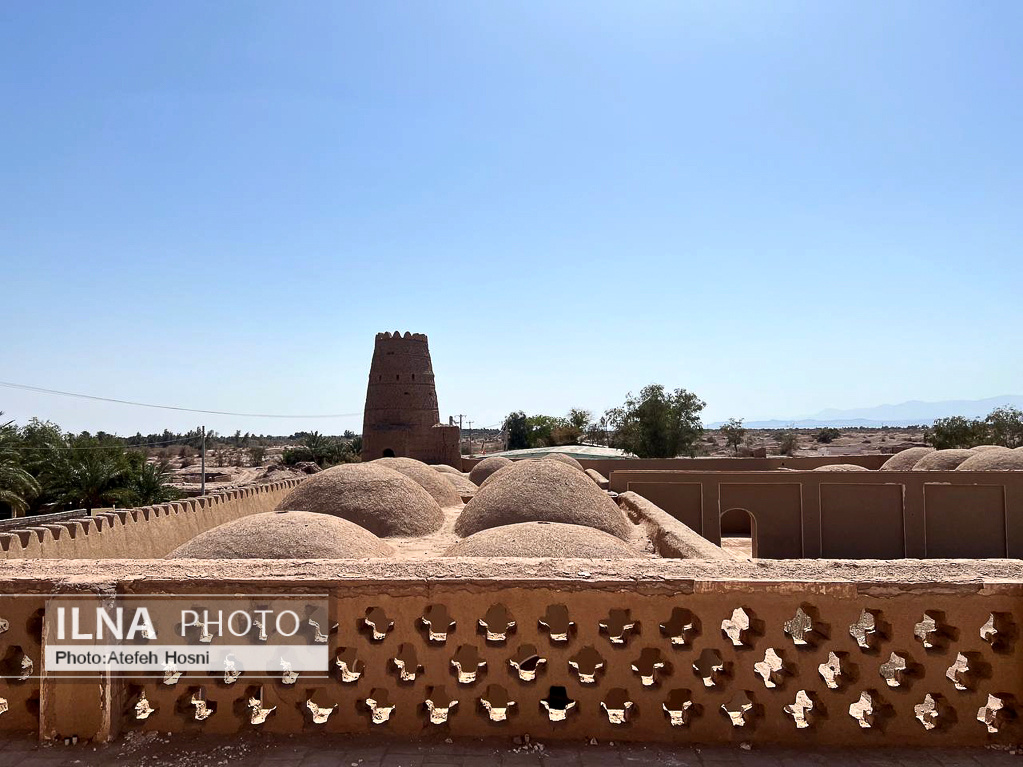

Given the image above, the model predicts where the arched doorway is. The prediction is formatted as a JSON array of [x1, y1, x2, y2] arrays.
[[382, 448, 395, 457], [720, 508, 757, 559]]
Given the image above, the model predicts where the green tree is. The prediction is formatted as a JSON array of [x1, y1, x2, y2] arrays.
[[605, 384, 706, 458], [0, 415, 40, 517], [525, 415, 569, 448], [721, 418, 746, 455], [927, 416, 989, 449], [986, 406, 1023, 448], [503, 411, 529, 450]]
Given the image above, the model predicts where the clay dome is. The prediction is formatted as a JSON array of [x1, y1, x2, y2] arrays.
[[455, 459, 631, 540], [374, 457, 462, 507], [971, 445, 1006, 452], [441, 472, 478, 498], [880, 447, 934, 471], [275, 463, 444, 537], [542, 453, 585, 472], [812, 464, 870, 471], [478, 460, 530, 489], [956, 449, 1023, 471], [468, 456, 513, 486], [443, 522, 637, 559], [431, 464, 463, 475], [913, 449, 975, 470], [166, 511, 394, 559]]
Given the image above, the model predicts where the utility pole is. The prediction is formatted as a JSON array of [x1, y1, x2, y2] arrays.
[[200, 425, 206, 496], [467, 421, 473, 456], [454, 414, 466, 454]]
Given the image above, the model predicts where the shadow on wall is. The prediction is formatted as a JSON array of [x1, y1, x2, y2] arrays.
[[720, 508, 757, 558]]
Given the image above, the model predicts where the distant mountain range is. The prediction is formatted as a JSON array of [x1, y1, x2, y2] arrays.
[[710, 395, 1023, 430]]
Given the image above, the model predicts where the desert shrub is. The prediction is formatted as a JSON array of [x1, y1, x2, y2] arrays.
[[282, 446, 314, 466], [816, 427, 841, 444], [282, 432, 360, 468], [248, 445, 267, 466], [777, 432, 798, 456]]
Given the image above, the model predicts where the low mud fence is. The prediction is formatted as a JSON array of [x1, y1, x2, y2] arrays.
[[0, 480, 302, 560], [0, 559, 1020, 747]]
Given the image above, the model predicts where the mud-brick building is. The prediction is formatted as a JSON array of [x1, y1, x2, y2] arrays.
[[361, 331, 461, 465]]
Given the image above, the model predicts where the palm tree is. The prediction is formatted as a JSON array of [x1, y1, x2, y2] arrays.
[[0, 415, 40, 517], [43, 445, 131, 512], [126, 460, 179, 506]]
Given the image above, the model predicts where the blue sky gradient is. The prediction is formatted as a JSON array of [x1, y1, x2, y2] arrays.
[[2, 1, 1021, 435]]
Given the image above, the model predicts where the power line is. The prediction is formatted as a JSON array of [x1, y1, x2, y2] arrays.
[[0, 381, 361, 419], [3, 436, 200, 451]]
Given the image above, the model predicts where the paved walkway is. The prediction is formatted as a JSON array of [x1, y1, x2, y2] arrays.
[[0, 734, 1017, 767]]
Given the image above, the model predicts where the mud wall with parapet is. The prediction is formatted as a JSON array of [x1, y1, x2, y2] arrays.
[[0, 559, 1020, 746], [0, 479, 302, 561], [460, 454, 891, 473], [609, 470, 1023, 560]]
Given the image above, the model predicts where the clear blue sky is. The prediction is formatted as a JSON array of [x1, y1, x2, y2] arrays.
[[2, 1, 1021, 436]]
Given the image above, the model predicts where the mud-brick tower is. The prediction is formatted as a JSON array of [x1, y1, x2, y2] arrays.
[[361, 332, 461, 466]]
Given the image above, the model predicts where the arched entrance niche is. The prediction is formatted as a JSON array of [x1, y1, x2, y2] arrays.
[[720, 507, 757, 558], [382, 448, 395, 457]]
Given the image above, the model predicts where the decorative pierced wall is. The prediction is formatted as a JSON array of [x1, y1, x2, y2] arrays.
[[0, 594, 44, 734], [2, 566, 1020, 746], [81, 583, 1023, 744]]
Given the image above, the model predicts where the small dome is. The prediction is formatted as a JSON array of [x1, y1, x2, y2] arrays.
[[455, 460, 631, 540], [957, 449, 1023, 471], [431, 464, 463, 475], [812, 463, 870, 471], [441, 472, 478, 498], [374, 457, 462, 507], [275, 463, 444, 537], [880, 447, 934, 470], [468, 456, 513, 485], [166, 511, 394, 559], [913, 449, 975, 470], [971, 445, 1006, 453], [443, 522, 638, 559], [542, 453, 585, 471]]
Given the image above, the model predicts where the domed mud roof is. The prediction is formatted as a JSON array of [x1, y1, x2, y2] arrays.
[[468, 456, 513, 485], [455, 459, 631, 540], [879, 447, 934, 470], [375, 457, 462, 507], [166, 510, 394, 559], [275, 463, 444, 537], [444, 521, 637, 558]]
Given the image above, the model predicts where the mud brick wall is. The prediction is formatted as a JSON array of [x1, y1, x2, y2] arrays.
[[609, 470, 1023, 559]]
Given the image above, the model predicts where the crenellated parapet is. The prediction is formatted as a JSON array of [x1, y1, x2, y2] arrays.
[[0, 479, 304, 560]]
